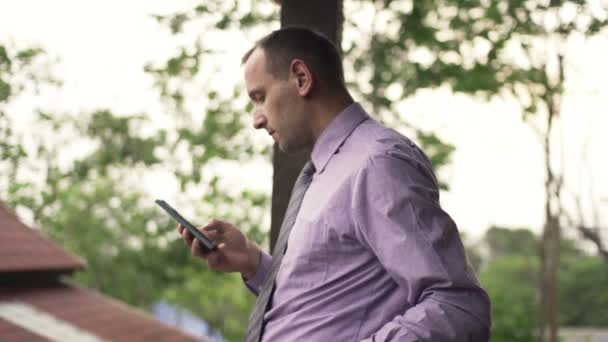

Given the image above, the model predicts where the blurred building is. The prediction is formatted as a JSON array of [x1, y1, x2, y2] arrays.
[[0, 202, 207, 342], [152, 301, 227, 342]]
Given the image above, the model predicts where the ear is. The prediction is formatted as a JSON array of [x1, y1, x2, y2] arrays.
[[289, 59, 314, 96]]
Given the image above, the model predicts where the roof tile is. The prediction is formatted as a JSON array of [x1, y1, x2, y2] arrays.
[[0, 203, 85, 273], [0, 282, 206, 341]]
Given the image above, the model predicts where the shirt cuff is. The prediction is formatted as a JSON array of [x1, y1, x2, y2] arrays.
[[244, 251, 272, 296]]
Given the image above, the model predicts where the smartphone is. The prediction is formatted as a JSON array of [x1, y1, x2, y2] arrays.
[[155, 199, 218, 252]]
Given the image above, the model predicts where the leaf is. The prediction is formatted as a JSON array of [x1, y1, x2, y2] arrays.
[[0, 45, 11, 70], [16, 47, 44, 64], [0, 78, 11, 102]]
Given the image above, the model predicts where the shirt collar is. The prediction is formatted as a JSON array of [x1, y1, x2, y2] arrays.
[[311, 102, 369, 173]]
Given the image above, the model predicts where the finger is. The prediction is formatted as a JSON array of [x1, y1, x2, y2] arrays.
[[182, 229, 194, 245], [191, 238, 202, 257], [203, 229, 222, 241], [202, 219, 225, 233], [214, 243, 230, 259], [177, 224, 183, 234], [207, 252, 222, 270]]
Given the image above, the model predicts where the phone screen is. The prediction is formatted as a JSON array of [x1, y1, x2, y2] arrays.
[[155, 199, 217, 252]]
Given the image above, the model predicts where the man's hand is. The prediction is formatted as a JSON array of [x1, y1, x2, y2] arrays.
[[177, 219, 261, 280]]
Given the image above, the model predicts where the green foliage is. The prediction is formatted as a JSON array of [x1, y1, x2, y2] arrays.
[[73, 110, 166, 179], [481, 251, 608, 340], [144, 44, 204, 113], [479, 256, 539, 342], [164, 268, 256, 342], [0, 46, 10, 67], [15, 47, 45, 64], [485, 226, 538, 260], [416, 131, 455, 189], [37, 178, 180, 306], [0, 43, 57, 195], [345, 1, 460, 174], [1, 3, 283, 341], [0, 79, 10, 102], [345, 0, 607, 176], [559, 256, 608, 326], [1, 34, 270, 340], [479, 227, 608, 341], [139, 6, 280, 337]]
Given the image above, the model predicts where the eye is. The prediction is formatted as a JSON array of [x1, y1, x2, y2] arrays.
[[254, 94, 265, 104]]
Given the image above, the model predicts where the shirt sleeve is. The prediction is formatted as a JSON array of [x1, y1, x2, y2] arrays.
[[244, 251, 272, 296], [351, 151, 492, 342]]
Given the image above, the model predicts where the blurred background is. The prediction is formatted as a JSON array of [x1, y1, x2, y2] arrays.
[[1, 0, 607, 341]]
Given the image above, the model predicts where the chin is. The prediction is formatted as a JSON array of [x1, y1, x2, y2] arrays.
[[278, 143, 294, 154], [278, 141, 302, 154]]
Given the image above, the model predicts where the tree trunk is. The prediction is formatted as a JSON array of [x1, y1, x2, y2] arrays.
[[538, 58, 563, 341], [539, 214, 560, 342], [269, 0, 344, 253]]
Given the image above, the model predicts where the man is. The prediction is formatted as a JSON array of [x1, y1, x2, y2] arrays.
[[179, 27, 492, 341]]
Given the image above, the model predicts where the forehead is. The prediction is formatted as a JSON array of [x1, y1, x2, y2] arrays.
[[244, 48, 274, 89]]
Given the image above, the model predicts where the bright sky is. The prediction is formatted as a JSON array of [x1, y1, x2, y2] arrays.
[[1, 0, 607, 243]]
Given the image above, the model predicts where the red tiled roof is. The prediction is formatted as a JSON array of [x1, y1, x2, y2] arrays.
[[0, 281, 206, 341], [0, 318, 50, 341], [0, 203, 85, 273], [0, 202, 209, 341]]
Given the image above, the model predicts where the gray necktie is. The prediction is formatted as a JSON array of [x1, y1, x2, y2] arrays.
[[246, 160, 316, 342]]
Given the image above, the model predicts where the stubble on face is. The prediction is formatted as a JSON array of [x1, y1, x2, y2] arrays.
[[244, 48, 313, 154], [274, 85, 315, 154]]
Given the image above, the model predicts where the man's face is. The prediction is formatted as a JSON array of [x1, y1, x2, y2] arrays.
[[244, 48, 312, 153]]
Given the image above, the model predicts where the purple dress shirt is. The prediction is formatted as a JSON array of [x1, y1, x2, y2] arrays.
[[246, 103, 492, 341]]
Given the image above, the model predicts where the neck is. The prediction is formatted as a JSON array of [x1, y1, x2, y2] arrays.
[[310, 89, 354, 143]]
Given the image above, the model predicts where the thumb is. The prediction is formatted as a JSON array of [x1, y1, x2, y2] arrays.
[[216, 242, 235, 263]]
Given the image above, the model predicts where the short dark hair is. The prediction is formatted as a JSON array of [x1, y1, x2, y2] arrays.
[[242, 27, 345, 87]]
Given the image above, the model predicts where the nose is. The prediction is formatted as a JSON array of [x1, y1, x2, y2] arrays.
[[253, 111, 267, 130]]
